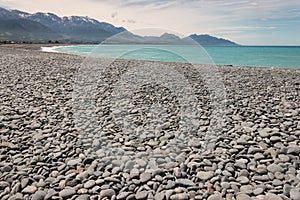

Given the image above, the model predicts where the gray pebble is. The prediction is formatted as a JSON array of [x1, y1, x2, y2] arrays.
[[32, 191, 46, 200], [83, 180, 95, 189], [265, 193, 282, 200], [59, 188, 76, 198], [197, 171, 214, 180], [100, 189, 115, 199], [236, 193, 251, 200], [135, 191, 149, 200], [175, 179, 195, 187], [290, 188, 300, 200], [75, 195, 90, 200], [140, 172, 152, 183], [22, 186, 37, 194], [170, 193, 189, 200], [207, 194, 222, 200], [267, 163, 284, 173]]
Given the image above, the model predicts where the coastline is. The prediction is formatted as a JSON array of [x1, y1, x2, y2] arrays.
[[0, 45, 299, 199], [38, 44, 300, 70]]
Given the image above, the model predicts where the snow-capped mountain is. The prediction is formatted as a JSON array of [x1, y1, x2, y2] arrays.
[[0, 7, 126, 42]]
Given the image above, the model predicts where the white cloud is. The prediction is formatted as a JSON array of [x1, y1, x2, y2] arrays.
[[1, 0, 300, 44]]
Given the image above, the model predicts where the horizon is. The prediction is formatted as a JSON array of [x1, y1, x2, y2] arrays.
[[1, 0, 300, 45]]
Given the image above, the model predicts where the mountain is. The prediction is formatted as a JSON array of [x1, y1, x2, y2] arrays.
[[0, 7, 239, 45], [103, 32, 239, 46], [186, 34, 238, 46], [0, 18, 61, 41], [0, 7, 126, 42]]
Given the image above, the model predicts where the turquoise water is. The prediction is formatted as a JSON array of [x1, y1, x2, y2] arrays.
[[48, 45, 300, 69]]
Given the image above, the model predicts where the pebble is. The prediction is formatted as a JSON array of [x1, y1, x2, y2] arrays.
[[117, 192, 131, 200], [236, 193, 251, 200], [236, 176, 249, 184], [267, 163, 284, 173], [100, 189, 115, 199], [135, 191, 149, 200], [59, 188, 76, 198], [75, 195, 90, 200], [32, 191, 46, 200], [265, 193, 282, 200], [83, 180, 95, 189], [197, 171, 214, 180], [253, 188, 264, 195], [207, 193, 222, 200], [175, 179, 195, 187], [67, 158, 81, 166], [290, 188, 300, 200], [140, 172, 152, 183], [22, 186, 37, 194], [170, 193, 189, 200]]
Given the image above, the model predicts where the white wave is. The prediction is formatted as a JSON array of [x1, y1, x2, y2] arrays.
[[41, 46, 63, 53]]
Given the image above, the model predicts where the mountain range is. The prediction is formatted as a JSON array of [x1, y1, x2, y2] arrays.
[[0, 7, 239, 46]]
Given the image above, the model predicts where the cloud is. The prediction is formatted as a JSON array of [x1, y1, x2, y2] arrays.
[[1, 0, 300, 44], [127, 19, 136, 23], [111, 11, 117, 18]]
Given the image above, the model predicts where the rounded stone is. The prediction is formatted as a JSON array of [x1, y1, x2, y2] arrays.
[[170, 193, 189, 200], [22, 186, 37, 194], [196, 171, 214, 180], [236, 193, 251, 200], [32, 191, 46, 200], [100, 189, 115, 199], [290, 188, 300, 200], [59, 188, 76, 198]]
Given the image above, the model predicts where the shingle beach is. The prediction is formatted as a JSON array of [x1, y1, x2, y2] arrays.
[[0, 45, 299, 200]]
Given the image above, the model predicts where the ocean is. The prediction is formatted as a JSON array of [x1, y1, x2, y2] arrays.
[[43, 45, 300, 69]]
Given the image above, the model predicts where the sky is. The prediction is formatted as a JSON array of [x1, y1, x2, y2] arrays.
[[1, 0, 300, 45]]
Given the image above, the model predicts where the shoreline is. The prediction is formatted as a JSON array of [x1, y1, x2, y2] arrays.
[[37, 43, 300, 70], [0, 45, 299, 199]]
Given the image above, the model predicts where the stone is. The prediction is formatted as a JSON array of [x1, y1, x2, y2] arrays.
[[154, 192, 165, 200], [237, 176, 249, 184], [75, 195, 90, 200], [8, 193, 23, 200], [175, 179, 195, 187], [44, 189, 58, 200], [283, 184, 291, 196], [265, 193, 282, 200], [0, 181, 10, 190], [196, 171, 214, 180], [22, 186, 37, 194], [116, 192, 131, 200], [170, 193, 189, 200], [32, 191, 46, 200], [59, 188, 76, 198], [67, 159, 81, 166], [290, 188, 300, 200], [207, 194, 222, 200], [135, 191, 149, 200], [287, 146, 300, 154], [253, 188, 264, 195], [83, 180, 95, 189], [100, 189, 115, 199], [236, 193, 251, 200], [140, 172, 152, 183], [1, 165, 12, 172], [267, 164, 284, 173]]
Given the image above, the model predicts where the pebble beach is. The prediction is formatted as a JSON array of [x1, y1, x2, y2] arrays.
[[0, 45, 300, 200]]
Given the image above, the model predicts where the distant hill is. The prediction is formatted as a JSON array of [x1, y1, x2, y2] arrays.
[[0, 7, 239, 45], [186, 34, 238, 46], [103, 32, 239, 46]]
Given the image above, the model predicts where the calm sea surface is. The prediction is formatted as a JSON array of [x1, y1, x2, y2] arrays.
[[47, 45, 300, 69]]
